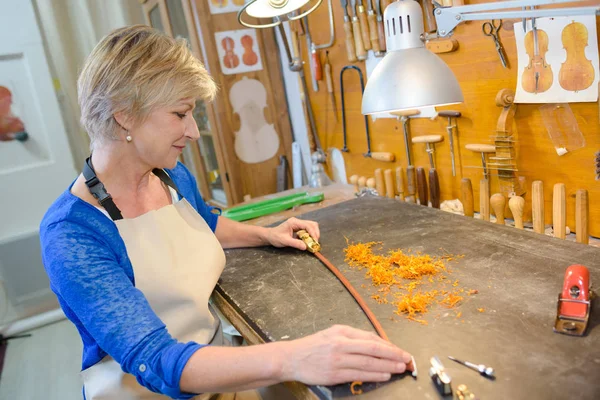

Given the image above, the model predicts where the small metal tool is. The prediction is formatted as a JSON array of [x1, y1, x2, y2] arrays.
[[448, 356, 495, 378], [482, 19, 508, 68], [429, 356, 452, 396]]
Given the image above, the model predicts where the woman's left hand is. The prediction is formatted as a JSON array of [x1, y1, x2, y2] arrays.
[[266, 217, 320, 251]]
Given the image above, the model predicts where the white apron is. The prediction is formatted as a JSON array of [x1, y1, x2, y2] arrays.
[[80, 196, 229, 399]]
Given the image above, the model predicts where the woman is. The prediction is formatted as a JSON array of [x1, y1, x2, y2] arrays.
[[40, 25, 412, 399]]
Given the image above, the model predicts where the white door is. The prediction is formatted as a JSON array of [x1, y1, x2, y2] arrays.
[[0, 0, 78, 326]]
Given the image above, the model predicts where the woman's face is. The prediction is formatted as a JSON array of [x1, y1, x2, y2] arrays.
[[129, 98, 200, 169]]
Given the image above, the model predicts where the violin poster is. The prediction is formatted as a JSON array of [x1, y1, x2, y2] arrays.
[[514, 16, 599, 104], [214, 29, 263, 75], [207, 0, 245, 15]]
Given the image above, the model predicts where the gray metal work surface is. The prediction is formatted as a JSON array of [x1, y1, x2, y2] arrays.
[[217, 196, 600, 399]]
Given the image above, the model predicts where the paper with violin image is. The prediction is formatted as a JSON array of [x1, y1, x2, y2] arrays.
[[207, 0, 245, 15], [0, 86, 25, 141], [230, 77, 280, 164], [514, 16, 599, 104], [214, 29, 263, 75]]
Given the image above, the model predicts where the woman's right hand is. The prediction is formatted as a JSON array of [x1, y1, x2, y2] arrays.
[[279, 325, 413, 385]]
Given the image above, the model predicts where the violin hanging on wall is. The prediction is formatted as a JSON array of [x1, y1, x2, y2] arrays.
[[230, 77, 280, 164], [559, 21, 595, 92], [521, 18, 553, 94]]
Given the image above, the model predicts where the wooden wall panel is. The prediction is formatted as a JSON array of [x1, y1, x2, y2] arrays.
[[300, 0, 600, 236]]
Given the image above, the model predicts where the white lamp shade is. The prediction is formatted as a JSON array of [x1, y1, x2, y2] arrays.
[[361, 47, 464, 115], [245, 0, 311, 19]]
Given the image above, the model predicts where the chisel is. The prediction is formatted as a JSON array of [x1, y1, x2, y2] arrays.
[[384, 169, 395, 199], [416, 167, 428, 206], [374, 0, 386, 53], [375, 168, 385, 196], [480, 179, 490, 221], [553, 183, 566, 239], [396, 167, 405, 201], [461, 178, 474, 217], [350, 0, 367, 60], [576, 189, 589, 244], [491, 193, 506, 225], [366, 0, 381, 53], [341, 0, 358, 62], [509, 195, 525, 229], [532, 180, 545, 234], [357, 0, 372, 51]]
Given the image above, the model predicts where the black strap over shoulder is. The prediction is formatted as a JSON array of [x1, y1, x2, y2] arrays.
[[83, 156, 181, 221]]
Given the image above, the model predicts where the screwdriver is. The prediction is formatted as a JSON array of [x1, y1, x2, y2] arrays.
[[448, 356, 495, 378]]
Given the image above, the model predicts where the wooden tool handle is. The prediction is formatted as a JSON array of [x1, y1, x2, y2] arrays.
[[350, 174, 359, 193], [374, 168, 385, 196], [416, 167, 428, 206], [532, 180, 545, 234], [429, 169, 440, 209], [380, 0, 392, 12], [509, 196, 525, 229], [406, 165, 416, 203], [371, 152, 395, 162], [325, 61, 333, 93], [366, 177, 376, 189], [368, 13, 380, 53], [490, 193, 506, 225], [425, 39, 459, 54], [353, 18, 367, 60], [344, 20, 358, 63], [395, 167, 404, 200], [357, 6, 371, 50], [377, 16, 386, 52], [460, 178, 474, 217], [358, 176, 367, 189], [311, 49, 322, 81], [412, 135, 443, 144], [576, 189, 589, 244], [553, 183, 566, 239], [421, 0, 437, 32], [391, 109, 421, 118], [480, 179, 490, 221], [384, 169, 395, 199], [438, 110, 462, 118], [465, 144, 496, 153]]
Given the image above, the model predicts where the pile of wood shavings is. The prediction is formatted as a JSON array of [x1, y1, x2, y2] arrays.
[[344, 240, 469, 324]]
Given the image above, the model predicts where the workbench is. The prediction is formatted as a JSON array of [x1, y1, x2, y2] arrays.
[[213, 190, 600, 399]]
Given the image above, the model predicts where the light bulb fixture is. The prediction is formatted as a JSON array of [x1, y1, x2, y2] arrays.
[[238, 0, 323, 29], [361, 0, 464, 115]]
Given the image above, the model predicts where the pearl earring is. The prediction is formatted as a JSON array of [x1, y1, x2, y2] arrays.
[[126, 135, 132, 142]]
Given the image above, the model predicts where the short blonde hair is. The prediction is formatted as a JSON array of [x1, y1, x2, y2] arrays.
[[78, 25, 217, 149]]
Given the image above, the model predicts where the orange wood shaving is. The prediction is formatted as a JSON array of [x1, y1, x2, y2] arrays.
[[350, 381, 363, 395]]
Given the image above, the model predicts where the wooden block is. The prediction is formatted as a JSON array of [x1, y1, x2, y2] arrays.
[[374, 169, 385, 196], [480, 179, 490, 221], [553, 183, 566, 239], [532, 181, 545, 234], [576, 189, 589, 244], [395, 167, 404, 200], [460, 178, 474, 217], [384, 169, 395, 199]]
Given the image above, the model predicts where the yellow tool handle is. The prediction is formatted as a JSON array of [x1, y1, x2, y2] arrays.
[[395, 167, 404, 200], [509, 196, 525, 229], [576, 189, 589, 244], [357, 6, 371, 50], [344, 20, 358, 63], [371, 152, 395, 162], [384, 169, 395, 199], [465, 144, 496, 153], [553, 183, 566, 239], [352, 18, 367, 60], [461, 178, 474, 217], [480, 179, 490, 222], [532, 181, 545, 234], [490, 193, 506, 225], [412, 135, 443, 144], [368, 12, 380, 53], [375, 168, 385, 197], [406, 166, 416, 203]]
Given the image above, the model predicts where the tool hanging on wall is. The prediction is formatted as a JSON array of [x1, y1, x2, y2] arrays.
[[482, 19, 509, 68], [374, 0, 386, 53], [392, 110, 420, 203], [366, 0, 382, 55], [303, 17, 321, 91], [465, 144, 496, 187], [324, 51, 338, 121], [350, 0, 368, 60], [341, 0, 358, 62], [437, 111, 461, 177], [310, 0, 336, 86], [554, 264, 591, 337], [412, 135, 443, 208], [356, 0, 371, 51], [340, 65, 395, 161]]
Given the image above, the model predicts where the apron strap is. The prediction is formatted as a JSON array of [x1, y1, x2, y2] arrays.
[[83, 156, 182, 221]]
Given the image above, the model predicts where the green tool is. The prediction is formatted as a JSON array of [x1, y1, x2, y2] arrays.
[[222, 192, 325, 222]]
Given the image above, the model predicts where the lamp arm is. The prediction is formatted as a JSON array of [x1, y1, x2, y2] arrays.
[[434, 0, 600, 37]]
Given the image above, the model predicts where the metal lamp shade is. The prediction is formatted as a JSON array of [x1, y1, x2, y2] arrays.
[[361, 47, 463, 115]]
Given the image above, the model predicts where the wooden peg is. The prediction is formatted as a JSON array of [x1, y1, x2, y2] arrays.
[[480, 179, 490, 221], [509, 196, 525, 229], [374, 169, 385, 196], [429, 169, 441, 209], [350, 175, 359, 193], [395, 167, 405, 201], [460, 178, 474, 217], [366, 177, 376, 189], [532, 181, 545, 234], [384, 169, 395, 199], [358, 176, 367, 189], [490, 193, 506, 225], [576, 189, 589, 244], [416, 167, 428, 206], [553, 183, 566, 239]]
